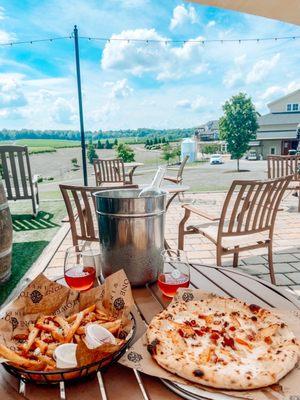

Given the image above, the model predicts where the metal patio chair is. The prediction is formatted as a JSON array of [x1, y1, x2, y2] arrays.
[[93, 158, 131, 187], [0, 145, 39, 216], [267, 155, 300, 211], [178, 175, 292, 284], [164, 155, 189, 185]]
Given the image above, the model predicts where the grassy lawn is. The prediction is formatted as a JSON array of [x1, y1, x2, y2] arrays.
[[0, 197, 67, 305]]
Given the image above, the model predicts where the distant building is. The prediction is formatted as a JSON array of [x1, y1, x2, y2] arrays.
[[250, 89, 300, 158], [195, 90, 300, 159], [194, 120, 219, 141], [194, 120, 227, 153]]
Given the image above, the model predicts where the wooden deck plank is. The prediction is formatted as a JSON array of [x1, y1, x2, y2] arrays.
[[220, 268, 299, 310], [192, 265, 271, 308]]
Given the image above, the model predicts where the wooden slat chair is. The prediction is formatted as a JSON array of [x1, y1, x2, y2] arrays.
[[267, 155, 300, 211], [60, 184, 138, 246], [0, 145, 39, 216], [93, 158, 129, 187], [164, 155, 189, 185], [178, 175, 293, 284]]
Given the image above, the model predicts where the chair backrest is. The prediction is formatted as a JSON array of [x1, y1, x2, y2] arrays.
[[267, 155, 300, 182], [218, 175, 292, 240], [93, 158, 126, 186], [177, 155, 189, 181], [0, 145, 34, 201], [60, 184, 100, 246], [60, 183, 138, 246]]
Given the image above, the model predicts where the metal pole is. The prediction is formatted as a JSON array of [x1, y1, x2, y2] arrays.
[[73, 25, 88, 186]]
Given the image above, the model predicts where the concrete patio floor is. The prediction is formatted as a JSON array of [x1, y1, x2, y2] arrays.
[[165, 191, 300, 300]]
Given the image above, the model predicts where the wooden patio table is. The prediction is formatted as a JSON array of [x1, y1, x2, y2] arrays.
[[123, 162, 144, 183], [0, 262, 299, 400]]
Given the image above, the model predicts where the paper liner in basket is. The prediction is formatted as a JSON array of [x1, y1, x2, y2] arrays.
[[119, 288, 300, 400], [0, 269, 134, 369]]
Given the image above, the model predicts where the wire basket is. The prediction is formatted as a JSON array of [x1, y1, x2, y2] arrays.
[[2, 313, 136, 385]]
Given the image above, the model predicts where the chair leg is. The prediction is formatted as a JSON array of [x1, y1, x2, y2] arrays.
[[178, 208, 191, 250], [233, 246, 239, 268], [267, 242, 276, 285], [216, 248, 222, 267], [32, 197, 38, 218]]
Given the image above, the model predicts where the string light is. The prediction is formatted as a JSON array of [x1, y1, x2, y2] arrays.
[[78, 34, 300, 45], [0, 33, 299, 47], [0, 36, 72, 46]]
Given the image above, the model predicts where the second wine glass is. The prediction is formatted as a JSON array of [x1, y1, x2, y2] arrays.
[[158, 249, 190, 297]]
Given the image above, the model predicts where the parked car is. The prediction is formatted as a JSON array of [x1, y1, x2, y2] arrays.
[[210, 154, 223, 165], [248, 151, 259, 160]]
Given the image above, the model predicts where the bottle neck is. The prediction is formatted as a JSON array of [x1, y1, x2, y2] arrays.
[[151, 166, 165, 189]]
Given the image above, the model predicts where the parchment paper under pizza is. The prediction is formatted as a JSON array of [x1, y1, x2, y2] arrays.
[[120, 288, 300, 400]]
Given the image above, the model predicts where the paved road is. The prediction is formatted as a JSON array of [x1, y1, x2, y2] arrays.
[[36, 154, 268, 198]]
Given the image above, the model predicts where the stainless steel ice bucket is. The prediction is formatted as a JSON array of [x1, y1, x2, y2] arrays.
[[94, 188, 166, 286]]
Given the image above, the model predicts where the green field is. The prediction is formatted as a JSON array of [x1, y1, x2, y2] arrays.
[[1, 139, 82, 154], [16, 139, 81, 148]]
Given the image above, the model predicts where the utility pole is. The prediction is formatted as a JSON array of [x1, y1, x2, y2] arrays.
[[73, 25, 88, 186]]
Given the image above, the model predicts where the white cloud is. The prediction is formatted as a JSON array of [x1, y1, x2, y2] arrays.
[[119, 0, 148, 7], [104, 79, 133, 99], [260, 86, 284, 101], [206, 20, 216, 28], [176, 96, 209, 111], [51, 98, 76, 124], [0, 6, 5, 20], [101, 29, 207, 81], [0, 6, 16, 43], [0, 74, 27, 108], [170, 4, 198, 30], [246, 53, 280, 84], [234, 54, 246, 66]]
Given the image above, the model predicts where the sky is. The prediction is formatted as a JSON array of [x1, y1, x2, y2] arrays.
[[0, 0, 300, 131]]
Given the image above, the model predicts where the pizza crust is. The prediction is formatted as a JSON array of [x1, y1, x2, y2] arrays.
[[147, 297, 299, 390]]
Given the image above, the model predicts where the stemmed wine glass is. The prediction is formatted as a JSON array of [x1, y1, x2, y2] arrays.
[[158, 249, 190, 297], [64, 245, 98, 291]]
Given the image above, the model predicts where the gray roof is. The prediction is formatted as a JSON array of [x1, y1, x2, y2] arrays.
[[258, 112, 300, 125], [196, 120, 219, 132]]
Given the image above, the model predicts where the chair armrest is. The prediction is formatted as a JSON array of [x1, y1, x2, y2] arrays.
[[182, 204, 220, 221]]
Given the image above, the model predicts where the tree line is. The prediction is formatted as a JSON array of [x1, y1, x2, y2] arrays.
[[0, 128, 195, 142]]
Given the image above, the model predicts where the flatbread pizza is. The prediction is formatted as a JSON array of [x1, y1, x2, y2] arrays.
[[147, 297, 299, 390]]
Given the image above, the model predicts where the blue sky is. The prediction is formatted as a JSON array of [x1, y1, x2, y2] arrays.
[[0, 0, 300, 131]]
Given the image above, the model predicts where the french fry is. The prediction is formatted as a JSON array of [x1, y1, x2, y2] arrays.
[[65, 312, 84, 343], [99, 319, 122, 334], [66, 304, 96, 323], [37, 354, 56, 368], [75, 326, 85, 335], [20, 327, 40, 354], [82, 304, 96, 315], [54, 316, 70, 337], [35, 339, 48, 354], [0, 344, 45, 370], [45, 343, 58, 357]]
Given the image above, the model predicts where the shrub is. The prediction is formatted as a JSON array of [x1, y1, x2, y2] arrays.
[[202, 143, 220, 154], [116, 143, 135, 162], [87, 141, 98, 164]]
